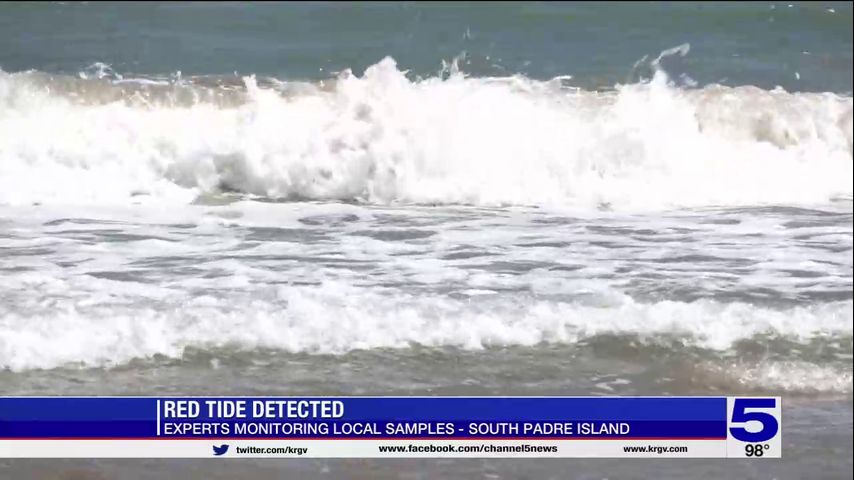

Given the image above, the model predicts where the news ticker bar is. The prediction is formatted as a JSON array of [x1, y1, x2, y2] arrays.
[[0, 397, 781, 458]]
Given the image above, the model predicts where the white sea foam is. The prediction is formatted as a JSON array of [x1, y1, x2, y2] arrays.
[[0, 278, 850, 373], [1, 57, 851, 209]]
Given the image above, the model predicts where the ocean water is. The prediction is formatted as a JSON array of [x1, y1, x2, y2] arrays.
[[0, 2, 852, 479]]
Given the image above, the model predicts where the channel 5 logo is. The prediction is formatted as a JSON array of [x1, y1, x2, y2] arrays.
[[726, 397, 782, 458], [729, 398, 779, 443], [212, 444, 230, 456]]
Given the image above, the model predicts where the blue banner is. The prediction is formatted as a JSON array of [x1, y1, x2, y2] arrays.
[[0, 397, 727, 440]]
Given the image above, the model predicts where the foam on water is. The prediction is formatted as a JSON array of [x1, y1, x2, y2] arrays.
[[0, 200, 850, 394], [1, 277, 850, 377], [1, 55, 851, 395], [1, 57, 851, 209]]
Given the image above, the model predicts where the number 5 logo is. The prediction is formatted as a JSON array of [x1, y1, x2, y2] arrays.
[[729, 398, 779, 443]]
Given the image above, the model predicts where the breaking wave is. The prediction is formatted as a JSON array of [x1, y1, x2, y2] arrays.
[[1, 57, 851, 209], [1, 279, 850, 386]]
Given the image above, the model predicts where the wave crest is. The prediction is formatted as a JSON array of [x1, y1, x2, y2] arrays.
[[1, 57, 851, 209]]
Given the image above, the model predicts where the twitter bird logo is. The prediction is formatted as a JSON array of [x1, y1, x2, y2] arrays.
[[212, 444, 230, 456]]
